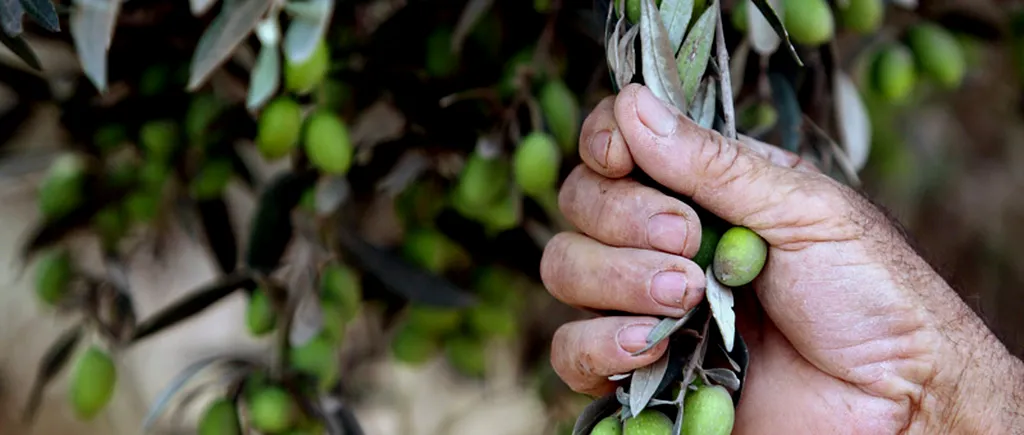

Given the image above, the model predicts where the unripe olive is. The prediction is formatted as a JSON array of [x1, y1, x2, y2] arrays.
[[906, 22, 966, 89], [245, 287, 277, 337], [319, 301, 348, 342], [285, 41, 331, 96], [257, 97, 304, 161], [406, 305, 463, 336], [402, 228, 469, 274], [395, 180, 447, 228], [248, 387, 298, 433], [838, 0, 883, 35], [514, 131, 561, 198], [738, 102, 778, 132], [623, 409, 673, 435], [499, 48, 536, 98], [186, 93, 226, 145], [125, 189, 161, 224], [391, 323, 440, 365], [445, 336, 487, 378], [69, 346, 117, 421], [473, 266, 527, 311], [692, 224, 722, 271], [189, 159, 234, 200], [319, 263, 362, 323], [616, 0, 662, 24], [35, 248, 72, 306], [92, 205, 127, 250], [590, 416, 623, 435], [870, 43, 918, 104], [303, 111, 354, 175], [139, 120, 179, 162], [467, 303, 517, 338], [94, 124, 127, 155], [453, 151, 511, 210], [138, 158, 170, 191], [731, 1, 748, 33], [477, 191, 521, 235], [782, 0, 835, 46], [539, 80, 580, 155], [289, 333, 339, 392], [426, 28, 458, 78], [679, 384, 735, 435], [713, 226, 768, 287], [38, 154, 86, 220], [139, 64, 171, 97], [198, 398, 242, 435]]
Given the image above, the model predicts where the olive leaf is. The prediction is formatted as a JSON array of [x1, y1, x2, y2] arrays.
[[244, 170, 319, 274], [1, 0, 24, 37], [703, 367, 741, 391], [748, 0, 801, 65], [616, 24, 640, 89], [187, 0, 275, 91], [129, 272, 258, 343], [615, 385, 630, 406], [571, 393, 620, 435], [769, 73, 802, 152], [638, 0, 688, 111], [142, 356, 255, 431], [746, 0, 778, 56], [681, 315, 711, 387], [190, 0, 218, 16], [725, 331, 750, 405], [450, 0, 493, 56], [0, 30, 40, 70], [631, 307, 697, 356], [20, 0, 60, 32], [70, 0, 120, 93], [676, 1, 717, 106], [20, 181, 131, 263], [603, 0, 620, 86], [659, 0, 694, 54], [196, 198, 238, 274], [627, 349, 670, 417], [247, 23, 281, 112], [705, 266, 736, 352], [22, 324, 83, 423], [313, 174, 350, 216], [282, 0, 333, 64], [695, 77, 718, 129], [833, 71, 871, 172]]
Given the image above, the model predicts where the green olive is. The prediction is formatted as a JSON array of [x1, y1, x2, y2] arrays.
[[499, 48, 536, 99], [248, 387, 298, 434], [289, 333, 339, 392], [467, 303, 518, 339], [712, 226, 768, 287], [94, 124, 127, 155], [731, 0, 748, 33], [539, 80, 581, 155], [139, 119, 180, 162], [34, 247, 73, 306], [319, 300, 348, 343], [679, 384, 735, 435], [189, 159, 234, 200], [284, 41, 331, 95], [303, 111, 354, 175], [186, 93, 226, 145], [453, 151, 511, 210], [125, 189, 162, 224], [245, 287, 277, 337], [906, 22, 966, 89], [838, 0, 884, 35], [590, 415, 623, 435], [405, 305, 463, 336], [445, 335, 487, 378], [623, 409, 673, 435], [198, 398, 242, 435], [257, 97, 304, 161], [401, 228, 469, 274], [693, 224, 722, 271], [69, 346, 117, 421], [513, 131, 561, 198], [426, 28, 458, 78], [391, 323, 440, 365], [472, 265, 527, 311], [477, 191, 521, 235], [870, 43, 918, 104], [92, 205, 127, 250], [319, 263, 362, 323], [616, 0, 663, 24], [782, 0, 835, 46], [38, 154, 86, 220]]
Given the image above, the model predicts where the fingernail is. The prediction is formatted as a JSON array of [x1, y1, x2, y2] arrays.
[[647, 213, 688, 254], [589, 130, 612, 168], [635, 86, 678, 137], [650, 271, 687, 308], [617, 324, 655, 353]]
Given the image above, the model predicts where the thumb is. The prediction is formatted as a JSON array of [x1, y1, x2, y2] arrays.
[[613, 84, 853, 245]]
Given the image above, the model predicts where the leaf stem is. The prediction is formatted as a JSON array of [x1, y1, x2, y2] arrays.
[[714, 3, 736, 140]]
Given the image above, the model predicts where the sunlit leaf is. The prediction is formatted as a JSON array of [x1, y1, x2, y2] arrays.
[[20, 0, 60, 32], [22, 325, 82, 423], [834, 71, 871, 172], [628, 350, 670, 417], [187, 0, 274, 91], [571, 393, 619, 435], [450, 0, 493, 56], [246, 39, 280, 112], [676, 2, 717, 106], [748, 0, 801, 65], [282, 0, 333, 64], [0, 30, 41, 70], [639, 0, 688, 111], [130, 272, 258, 343], [70, 0, 120, 92], [660, 0, 694, 54], [2, 0, 24, 37], [705, 266, 735, 352]]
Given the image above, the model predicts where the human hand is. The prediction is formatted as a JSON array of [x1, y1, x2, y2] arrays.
[[540, 83, 1024, 434]]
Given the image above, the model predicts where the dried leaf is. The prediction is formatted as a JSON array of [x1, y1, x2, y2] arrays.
[[639, 0, 688, 111], [190, 0, 218, 16], [22, 325, 82, 423], [704, 367, 741, 391], [631, 307, 697, 356], [660, 0, 694, 53], [0, 30, 40, 70], [142, 356, 254, 430], [282, 0, 333, 64], [2, 0, 24, 37], [676, 2, 716, 106], [70, 0, 120, 93], [244, 170, 319, 274], [705, 266, 735, 352], [246, 39, 280, 112], [628, 350, 670, 417], [833, 71, 871, 172], [187, 0, 274, 91], [197, 198, 238, 274], [616, 24, 639, 89], [571, 393, 619, 435], [20, 0, 59, 32], [450, 0, 493, 56], [748, 0, 801, 65], [129, 272, 258, 343], [314, 175, 350, 216]]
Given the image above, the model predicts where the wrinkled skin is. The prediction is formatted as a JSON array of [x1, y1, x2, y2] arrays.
[[541, 84, 1024, 434]]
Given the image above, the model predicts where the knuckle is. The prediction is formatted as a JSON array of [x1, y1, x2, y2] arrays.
[[539, 233, 573, 297], [558, 165, 587, 216]]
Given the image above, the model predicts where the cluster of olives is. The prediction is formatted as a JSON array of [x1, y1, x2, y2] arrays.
[[590, 383, 735, 435], [256, 41, 354, 176], [868, 22, 966, 104], [198, 376, 328, 435]]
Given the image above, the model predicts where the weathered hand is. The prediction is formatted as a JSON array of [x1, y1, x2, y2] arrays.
[[540, 84, 1024, 434]]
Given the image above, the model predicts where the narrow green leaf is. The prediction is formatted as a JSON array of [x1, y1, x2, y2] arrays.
[[628, 350, 670, 417], [631, 307, 697, 356], [571, 393, 619, 435], [282, 0, 332, 64], [20, 0, 60, 32], [22, 325, 83, 423], [129, 272, 257, 343], [660, 0, 694, 54], [639, 0, 688, 111], [196, 198, 238, 274], [0, 30, 41, 70], [70, 0, 120, 93], [246, 40, 280, 112], [676, 2, 717, 106], [244, 170, 319, 273], [187, 0, 274, 91], [142, 357, 255, 430], [2, 0, 24, 37], [749, 0, 802, 65]]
